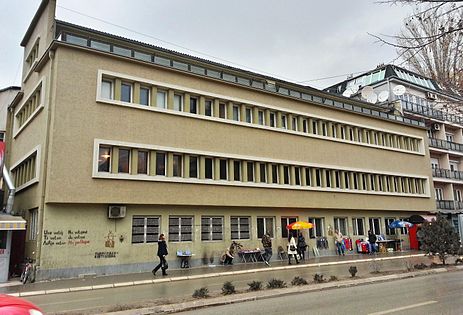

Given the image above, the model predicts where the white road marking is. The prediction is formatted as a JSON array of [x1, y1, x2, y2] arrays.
[[39, 297, 103, 306], [368, 300, 438, 315]]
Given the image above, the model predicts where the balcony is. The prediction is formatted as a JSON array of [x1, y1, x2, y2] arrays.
[[436, 200, 463, 210], [401, 100, 463, 125], [432, 168, 463, 181], [428, 138, 463, 153]]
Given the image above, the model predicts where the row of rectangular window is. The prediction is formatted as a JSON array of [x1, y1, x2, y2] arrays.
[[12, 153, 37, 188], [25, 39, 39, 69], [98, 145, 427, 195], [100, 76, 421, 153], [16, 84, 42, 128], [61, 32, 425, 128], [132, 215, 409, 244]]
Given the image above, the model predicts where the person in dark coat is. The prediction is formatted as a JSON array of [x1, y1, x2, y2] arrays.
[[297, 233, 308, 261], [152, 234, 168, 276], [368, 230, 377, 254]]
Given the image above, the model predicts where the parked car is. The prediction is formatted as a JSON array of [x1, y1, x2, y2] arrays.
[[0, 294, 43, 315]]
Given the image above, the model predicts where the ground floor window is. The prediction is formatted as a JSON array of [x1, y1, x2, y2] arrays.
[[369, 217, 381, 235], [281, 217, 297, 238], [352, 217, 365, 236], [257, 217, 274, 238], [169, 216, 193, 242], [28, 208, 38, 241], [333, 217, 347, 236], [132, 216, 160, 244], [231, 216, 250, 240], [399, 218, 409, 235], [308, 217, 325, 238], [384, 217, 396, 236], [201, 216, 223, 241]]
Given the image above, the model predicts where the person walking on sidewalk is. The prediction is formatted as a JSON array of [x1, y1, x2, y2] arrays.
[[334, 229, 345, 256], [261, 233, 272, 266], [297, 233, 308, 261], [152, 234, 168, 276], [287, 233, 299, 265], [368, 230, 377, 254]]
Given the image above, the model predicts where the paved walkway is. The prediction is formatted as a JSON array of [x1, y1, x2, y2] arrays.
[[2, 251, 426, 297]]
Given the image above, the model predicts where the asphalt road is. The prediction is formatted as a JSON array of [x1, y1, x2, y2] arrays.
[[178, 271, 463, 315]]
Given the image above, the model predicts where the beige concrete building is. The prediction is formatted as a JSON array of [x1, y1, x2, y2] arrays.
[[5, 0, 435, 279]]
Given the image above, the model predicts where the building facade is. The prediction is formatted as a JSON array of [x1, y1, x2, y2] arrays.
[[6, 1, 435, 280], [326, 64, 463, 238]]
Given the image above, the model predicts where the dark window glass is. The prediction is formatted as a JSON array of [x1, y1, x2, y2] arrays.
[[121, 83, 132, 102], [137, 151, 148, 174], [190, 97, 197, 114], [220, 159, 227, 180], [205, 100, 213, 116], [281, 217, 297, 238], [245, 108, 252, 123], [189, 156, 198, 178], [283, 166, 290, 184], [233, 106, 240, 121], [316, 169, 321, 187], [173, 154, 182, 177], [205, 158, 213, 179], [118, 148, 130, 173], [257, 217, 274, 238], [270, 113, 275, 127], [234, 161, 241, 181], [306, 168, 311, 186], [156, 153, 166, 176], [247, 162, 254, 182], [326, 170, 331, 188], [98, 146, 111, 172], [140, 87, 149, 105], [272, 164, 278, 183], [260, 163, 266, 183], [219, 103, 226, 119], [295, 167, 301, 185]]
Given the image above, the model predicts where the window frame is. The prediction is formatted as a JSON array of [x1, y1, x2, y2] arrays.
[[137, 150, 149, 174], [121, 82, 133, 103], [98, 146, 111, 173], [139, 86, 150, 106], [257, 217, 275, 238], [118, 148, 131, 174], [333, 217, 348, 236], [308, 217, 325, 238], [169, 216, 194, 242], [155, 152, 166, 176], [352, 217, 365, 236], [156, 90, 167, 109], [231, 216, 251, 240], [281, 217, 298, 238], [131, 216, 160, 244], [201, 216, 224, 241], [368, 217, 382, 235], [173, 93, 184, 111]]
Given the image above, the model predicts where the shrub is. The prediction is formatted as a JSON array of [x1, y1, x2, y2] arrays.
[[222, 281, 236, 295], [313, 273, 325, 283], [414, 263, 428, 270], [247, 281, 263, 291], [348, 266, 358, 277], [291, 276, 308, 286], [267, 278, 287, 289], [329, 275, 338, 282], [192, 287, 209, 298]]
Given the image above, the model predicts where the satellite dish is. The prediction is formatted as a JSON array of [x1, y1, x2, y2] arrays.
[[342, 89, 353, 97], [361, 86, 374, 99], [367, 93, 378, 104], [393, 85, 406, 96], [378, 90, 390, 102], [351, 85, 359, 94]]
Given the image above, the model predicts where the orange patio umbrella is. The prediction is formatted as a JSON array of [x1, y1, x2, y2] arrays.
[[286, 221, 313, 230]]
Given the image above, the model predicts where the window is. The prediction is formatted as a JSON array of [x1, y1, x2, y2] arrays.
[[368, 218, 381, 235], [283, 166, 290, 184], [454, 189, 462, 202], [247, 162, 254, 182], [326, 170, 331, 188], [234, 160, 241, 181], [28, 208, 38, 241], [430, 158, 439, 169], [132, 216, 160, 244], [205, 158, 213, 179], [399, 218, 409, 235], [201, 217, 223, 241], [281, 115, 287, 129], [118, 148, 130, 173], [305, 168, 311, 186], [140, 87, 150, 106], [98, 146, 111, 172], [385, 218, 396, 236], [134, 51, 151, 61], [257, 217, 274, 238], [189, 156, 198, 178], [0, 132, 4, 142], [435, 188, 443, 200], [101, 80, 113, 99], [446, 133, 454, 143], [157, 91, 166, 109], [174, 94, 183, 111], [137, 151, 148, 174], [219, 103, 226, 119], [312, 120, 318, 135], [260, 163, 266, 183], [303, 120, 308, 133], [156, 152, 166, 176], [231, 217, 250, 240], [292, 117, 297, 131], [258, 110, 265, 125], [272, 164, 278, 184], [335, 171, 341, 188], [233, 105, 240, 121], [245, 107, 252, 123], [121, 82, 132, 102], [169, 216, 193, 242], [173, 154, 182, 177], [322, 122, 327, 136], [269, 112, 276, 127], [340, 126, 346, 139], [315, 169, 322, 187], [281, 217, 297, 238], [295, 167, 301, 185], [219, 159, 227, 180], [190, 97, 198, 114], [308, 218, 325, 238], [334, 217, 347, 236], [352, 218, 365, 235], [205, 100, 213, 116]]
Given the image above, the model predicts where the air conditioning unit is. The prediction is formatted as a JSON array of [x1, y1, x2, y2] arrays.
[[426, 92, 438, 100], [432, 123, 441, 131], [108, 205, 126, 219]]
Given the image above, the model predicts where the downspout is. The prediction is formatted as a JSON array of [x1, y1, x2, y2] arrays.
[[3, 165, 15, 214]]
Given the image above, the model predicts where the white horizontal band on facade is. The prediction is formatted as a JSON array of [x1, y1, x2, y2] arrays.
[[95, 69, 425, 156], [92, 139, 431, 197]]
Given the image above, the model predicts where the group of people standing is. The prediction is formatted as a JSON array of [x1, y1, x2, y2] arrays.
[[286, 232, 308, 264]]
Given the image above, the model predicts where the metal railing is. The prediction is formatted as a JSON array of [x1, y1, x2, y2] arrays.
[[429, 138, 463, 153], [436, 200, 463, 210], [401, 100, 463, 126], [432, 168, 463, 181]]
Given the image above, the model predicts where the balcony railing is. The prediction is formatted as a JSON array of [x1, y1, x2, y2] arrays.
[[436, 200, 463, 210], [401, 100, 463, 126], [429, 138, 463, 153], [432, 168, 463, 180]]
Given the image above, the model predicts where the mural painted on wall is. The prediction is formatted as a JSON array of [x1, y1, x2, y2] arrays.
[[104, 231, 115, 248], [94, 251, 118, 259], [42, 229, 90, 246]]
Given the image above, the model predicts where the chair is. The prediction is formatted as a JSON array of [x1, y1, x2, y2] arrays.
[[277, 246, 287, 260]]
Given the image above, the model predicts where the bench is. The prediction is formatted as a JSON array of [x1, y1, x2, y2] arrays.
[[176, 250, 192, 268]]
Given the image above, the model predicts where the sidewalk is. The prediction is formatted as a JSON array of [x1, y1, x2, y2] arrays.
[[2, 251, 426, 297]]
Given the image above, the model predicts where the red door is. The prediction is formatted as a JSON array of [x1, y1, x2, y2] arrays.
[[409, 225, 419, 250]]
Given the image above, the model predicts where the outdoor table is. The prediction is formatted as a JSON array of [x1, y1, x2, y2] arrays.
[[176, 251, 193, 268], [377, 240, 402, 252], [238, 249, 263, 263]]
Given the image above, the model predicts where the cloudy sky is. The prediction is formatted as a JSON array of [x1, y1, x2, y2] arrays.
[[0, 0, 414, 90]]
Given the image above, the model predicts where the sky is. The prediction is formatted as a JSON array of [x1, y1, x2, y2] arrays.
[[0, 0, 415, 90]]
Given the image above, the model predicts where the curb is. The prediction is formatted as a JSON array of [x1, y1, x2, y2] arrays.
[[8, 253, 425, 298], [104, 267, 459, 315]]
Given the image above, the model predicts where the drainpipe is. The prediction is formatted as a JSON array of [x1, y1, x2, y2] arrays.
[[2, 165, 15, 214]]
